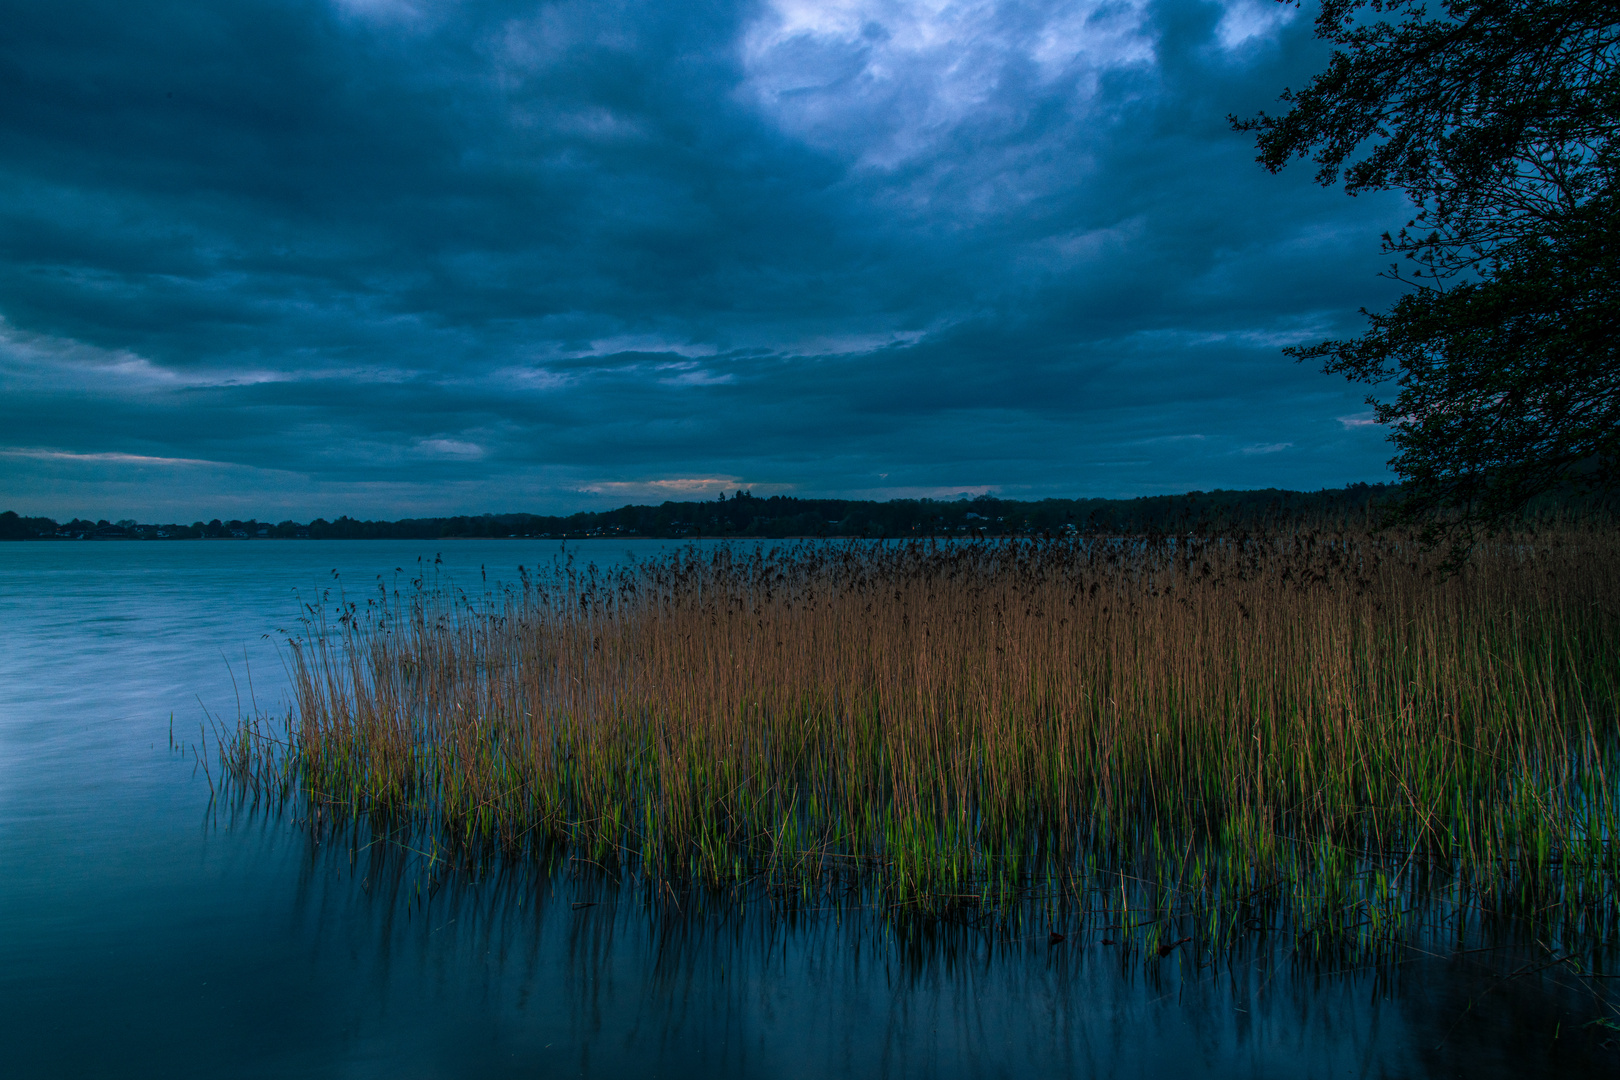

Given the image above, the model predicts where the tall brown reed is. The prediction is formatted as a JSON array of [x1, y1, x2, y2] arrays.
[[231, 526, 1620, 960]]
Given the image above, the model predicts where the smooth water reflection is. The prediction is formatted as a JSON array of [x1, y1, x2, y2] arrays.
[[2, 540, 1615, 1078]]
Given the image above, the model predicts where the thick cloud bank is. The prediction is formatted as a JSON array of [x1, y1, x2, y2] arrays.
[[0, 0, 1406, 518]]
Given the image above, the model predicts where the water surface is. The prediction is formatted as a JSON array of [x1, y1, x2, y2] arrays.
[[2, 540, 1614, 1078]]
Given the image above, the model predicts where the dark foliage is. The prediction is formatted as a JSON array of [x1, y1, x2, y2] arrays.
[[1235, 0, 1620, 545], [1293, 201, 1619, 545]]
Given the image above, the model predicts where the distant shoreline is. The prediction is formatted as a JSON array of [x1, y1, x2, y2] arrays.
[[1, 484, 1406, 543]]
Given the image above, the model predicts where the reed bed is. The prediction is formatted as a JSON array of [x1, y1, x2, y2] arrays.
[[230, 528, 1620, 962]]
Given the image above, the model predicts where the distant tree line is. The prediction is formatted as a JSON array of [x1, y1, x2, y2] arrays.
[[5, 482, 1613, 543]]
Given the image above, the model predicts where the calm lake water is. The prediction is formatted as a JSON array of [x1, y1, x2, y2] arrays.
[[2, 539, 1614, 1078]]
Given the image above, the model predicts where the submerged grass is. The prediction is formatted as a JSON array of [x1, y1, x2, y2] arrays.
[[229, 526, 1620, 964]]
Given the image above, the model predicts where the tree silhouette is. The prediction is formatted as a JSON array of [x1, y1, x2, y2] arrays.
[[1235, 0, 1619, 549]]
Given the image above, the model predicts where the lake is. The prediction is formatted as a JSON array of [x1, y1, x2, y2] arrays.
[[2, 539, 1613, 1078]]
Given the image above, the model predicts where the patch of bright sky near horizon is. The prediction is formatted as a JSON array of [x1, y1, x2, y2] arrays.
[[0, 0, 1405, 521]]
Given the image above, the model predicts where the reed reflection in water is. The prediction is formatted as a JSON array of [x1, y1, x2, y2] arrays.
[[232, 785, 1620, 1079]]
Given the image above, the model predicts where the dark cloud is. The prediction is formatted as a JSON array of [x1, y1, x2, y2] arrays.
[[0, 0, 1408, 518]]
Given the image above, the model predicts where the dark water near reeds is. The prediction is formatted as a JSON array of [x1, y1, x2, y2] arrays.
[[2, 539, 1615, 1078]]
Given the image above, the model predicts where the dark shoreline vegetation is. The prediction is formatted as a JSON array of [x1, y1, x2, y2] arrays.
[[223, 523, 1620, 974], [2, 484, 1406, 542]]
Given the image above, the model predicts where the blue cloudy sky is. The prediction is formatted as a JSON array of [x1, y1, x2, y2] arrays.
[[0, 0, 1410, 520]]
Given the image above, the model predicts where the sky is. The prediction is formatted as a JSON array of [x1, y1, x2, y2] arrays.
[[0, 0, 1412, 521]]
